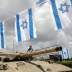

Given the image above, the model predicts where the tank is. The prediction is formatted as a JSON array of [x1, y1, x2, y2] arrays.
[[0, 46, 62, 62]]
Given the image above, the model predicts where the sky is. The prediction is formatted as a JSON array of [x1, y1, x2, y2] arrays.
[[0, 0, 72, 57]]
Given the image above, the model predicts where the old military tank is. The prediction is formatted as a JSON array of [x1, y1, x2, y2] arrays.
[[0, 46, 62, 62]]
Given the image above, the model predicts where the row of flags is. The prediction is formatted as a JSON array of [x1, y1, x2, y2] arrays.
[[0, 0, 72, 48]]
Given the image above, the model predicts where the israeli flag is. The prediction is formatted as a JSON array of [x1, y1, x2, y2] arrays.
[[62, 48, 69, 59], [0, 21, 6, 48], [59, 48, 69, 59], [34, 0, 71, 31], [50, 0, 71, 31], [15, 8, 37, 43]]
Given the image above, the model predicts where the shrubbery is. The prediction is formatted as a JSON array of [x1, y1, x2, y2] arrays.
[[58, 61, 72, 68]]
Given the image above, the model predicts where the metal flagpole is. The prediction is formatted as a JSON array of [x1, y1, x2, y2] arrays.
[[66, 48, 69, 59]]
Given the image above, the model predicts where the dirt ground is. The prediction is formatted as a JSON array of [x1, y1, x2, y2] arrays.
[[0, 61, 72, 72]]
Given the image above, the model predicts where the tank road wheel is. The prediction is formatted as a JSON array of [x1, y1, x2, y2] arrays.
[[3, 58, 10, 62], [13, 55, 21, 61], [0, 64, 8, 70]]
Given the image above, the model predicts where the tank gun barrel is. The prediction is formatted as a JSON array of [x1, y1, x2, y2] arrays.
[[0, 46, 62, 57]]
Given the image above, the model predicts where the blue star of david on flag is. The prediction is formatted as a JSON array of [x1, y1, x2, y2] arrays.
[[59, 3, 70, 13], [21, 20, 27, 29], [15, 8, 37, 42]]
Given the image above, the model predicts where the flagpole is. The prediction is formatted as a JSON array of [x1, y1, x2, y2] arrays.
[[66, 48, 69, 59]]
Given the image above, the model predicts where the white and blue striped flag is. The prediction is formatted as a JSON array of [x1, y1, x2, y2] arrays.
[[62, 48, 69, 59], [15, 8, 37, 43], [35, 0, 72, 31], [0, 21, 6, 48], [59, 48, 69, 59], [50, 0, 72, 31]]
